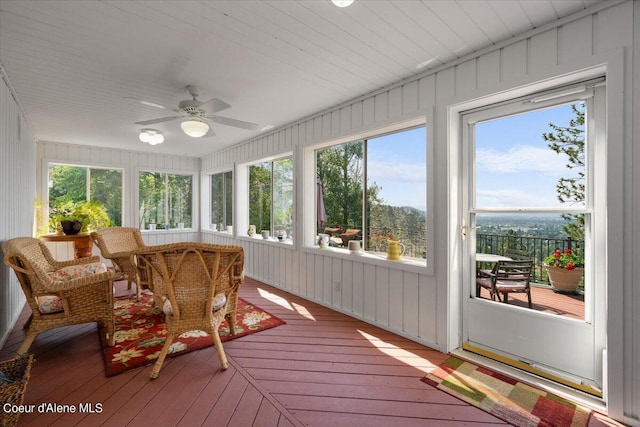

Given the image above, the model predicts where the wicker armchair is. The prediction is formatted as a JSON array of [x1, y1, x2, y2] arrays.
[[132, 243, 244, 379], [2, 237, 115, 355], [90, 227, 147, 300]]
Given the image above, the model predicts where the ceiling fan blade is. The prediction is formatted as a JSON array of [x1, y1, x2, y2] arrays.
[[134, 116, 182, 125], [124, 96, 177, 111], [198, 97, 231, 114], [208, 115, 260, 131], [202, 127, 216, 138]]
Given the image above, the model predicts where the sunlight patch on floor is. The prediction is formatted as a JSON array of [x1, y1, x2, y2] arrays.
[[291, 302, 316, 321], [257, 287, 294, 310], [357, 330, 438, 373]]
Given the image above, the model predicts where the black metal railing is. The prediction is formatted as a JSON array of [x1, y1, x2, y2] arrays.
[[477, 233, 584, 284]]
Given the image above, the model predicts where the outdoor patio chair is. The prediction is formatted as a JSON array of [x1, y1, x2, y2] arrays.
[[339, 229, 361, 247], [132, 242, 244, 379], [476, 259, 534, 308], [3, 237, 115, 354], [90, 227, 148, 300]]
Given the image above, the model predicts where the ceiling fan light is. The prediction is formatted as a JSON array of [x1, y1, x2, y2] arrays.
[[149, 133, 164, 145], [139, 128, 163, 145], [181, 119, 209, 138], [139, 131, 151, 143]]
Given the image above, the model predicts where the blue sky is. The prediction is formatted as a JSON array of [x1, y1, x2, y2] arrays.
[[475, 102, 584, 208], [367, 127, 427, 212], [362, 102, 582, 212]]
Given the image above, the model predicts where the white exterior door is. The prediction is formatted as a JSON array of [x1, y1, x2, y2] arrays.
[[460, 82, 606, 394]]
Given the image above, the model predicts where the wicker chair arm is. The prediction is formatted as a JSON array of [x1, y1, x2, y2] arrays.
[[50, 255, 101, 269], [38, 270, 114, 293], [3, 255, 30, 275], [105, 250, 136, 260]]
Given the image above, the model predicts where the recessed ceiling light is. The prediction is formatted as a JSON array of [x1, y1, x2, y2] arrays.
[[261, 124, 275, 132], [416, 58, 437, 70], [332, 0, 354, 7]]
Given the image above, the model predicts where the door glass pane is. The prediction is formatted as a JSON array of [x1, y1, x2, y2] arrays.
[[475, 103, 585, 209], [473, 102, 587, 320]]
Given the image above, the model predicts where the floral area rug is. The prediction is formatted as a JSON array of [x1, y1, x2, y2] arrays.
[[101, 291, 285, 377], [422, 357, 592, 427]]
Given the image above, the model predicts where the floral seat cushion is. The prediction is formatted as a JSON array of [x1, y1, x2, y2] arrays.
[[38, 262, 108, 314], [36, 295, 65, 314], [162, 293, 227, 316], [49, 262, 107, 281]]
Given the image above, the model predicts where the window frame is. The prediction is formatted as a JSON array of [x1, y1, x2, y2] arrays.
[[136, 167, 198, 232], [43, 160, 125, 230], [303, 116, 433, 274], [201, 166, 234, 234], [236, 151, 295, 245]]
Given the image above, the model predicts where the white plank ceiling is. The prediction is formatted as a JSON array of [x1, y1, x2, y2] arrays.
[[0, 0, 604, 157]]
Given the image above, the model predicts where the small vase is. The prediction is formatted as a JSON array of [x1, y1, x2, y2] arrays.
[[545, 266, 584, 293]]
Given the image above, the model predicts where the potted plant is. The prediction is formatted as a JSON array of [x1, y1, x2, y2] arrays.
[[49, 200, 111, 235], [543, 247, 584, 293]]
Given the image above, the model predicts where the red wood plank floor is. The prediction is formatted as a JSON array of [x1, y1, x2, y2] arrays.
[[0, 278, 621, 426]]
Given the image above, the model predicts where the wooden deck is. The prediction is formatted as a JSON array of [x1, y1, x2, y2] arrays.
[[0, 278, 620, 426], [478, 284, 585, 320]]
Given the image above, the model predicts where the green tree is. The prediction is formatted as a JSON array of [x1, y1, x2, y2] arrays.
[[542, 103, 585, 240], [90, 169, 122, 226], [49, 165, 86, 204], [139, 171, 166, 227], [249, 163, 271, 232], [316, 142, 365, 230], [49, 165, 122, 227]]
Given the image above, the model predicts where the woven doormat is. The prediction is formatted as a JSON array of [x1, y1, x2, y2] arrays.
[[422, 356, 592, 427]]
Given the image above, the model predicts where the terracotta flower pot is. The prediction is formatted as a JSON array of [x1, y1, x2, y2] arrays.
[[545, 266, 584, 293]]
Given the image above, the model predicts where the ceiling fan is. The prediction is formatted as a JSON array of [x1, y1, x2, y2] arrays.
[[129, 85, 260, 138]]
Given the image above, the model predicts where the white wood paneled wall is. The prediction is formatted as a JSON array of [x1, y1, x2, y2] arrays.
[[0, 72, 36, 347], [202, 3, 638, 423]]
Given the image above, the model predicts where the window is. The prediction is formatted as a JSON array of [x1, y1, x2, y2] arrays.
[[47, 164, 123, 230], [247, 156, 293, 239], [210, 171, 233, 232], [315, 126, 427, 260], [139, 171, 194, 230]]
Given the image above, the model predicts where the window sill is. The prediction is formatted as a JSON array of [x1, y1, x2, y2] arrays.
[[141, 228, 197, 234], [238, 235, 294, 246], [202, 229, 235, 236], [303, 245, 428, 274]]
